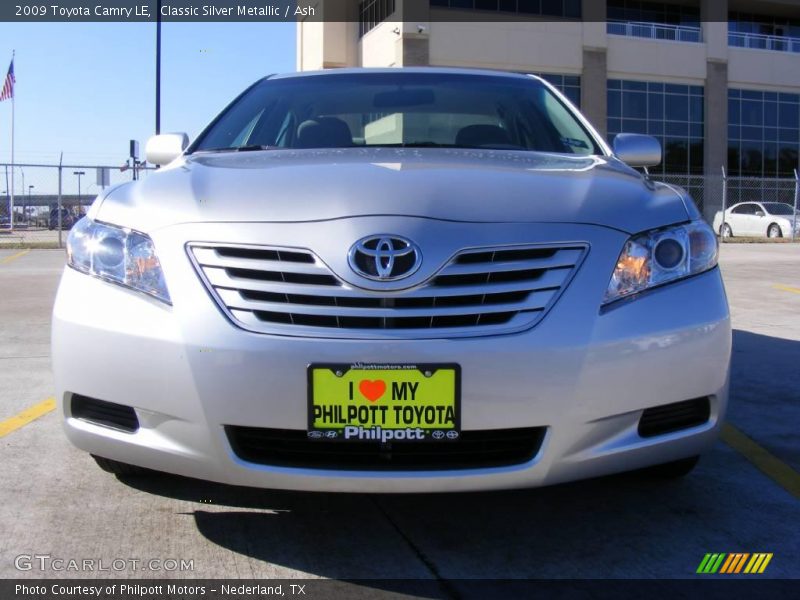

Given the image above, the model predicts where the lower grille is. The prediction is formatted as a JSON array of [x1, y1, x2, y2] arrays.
[[226, 426, 547, 471], [71, 395, 139, 433], [638, 397, 711, 438]]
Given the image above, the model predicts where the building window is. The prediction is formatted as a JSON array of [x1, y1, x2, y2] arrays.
[[608, 79, 704, 175], [429, 0, 581, 18], [729, 12, 800, 53], [607, 0, 700, 27], [536, 73, 581, 107], [607, 1, 702, 43], [359, 0, 396, 38], [727, 89, 800, 178]]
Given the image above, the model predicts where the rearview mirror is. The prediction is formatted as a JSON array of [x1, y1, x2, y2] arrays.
[[613, 133, 662, 168], [145, 133, 189, 166]]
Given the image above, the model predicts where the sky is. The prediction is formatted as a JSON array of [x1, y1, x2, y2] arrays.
[[0, 22, 296, 167]]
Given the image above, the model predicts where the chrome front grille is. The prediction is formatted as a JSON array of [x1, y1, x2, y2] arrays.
[[189, 242, 587, 339]]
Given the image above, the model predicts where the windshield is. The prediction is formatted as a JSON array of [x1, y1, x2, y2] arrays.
[[763, 203, 795, 216], [191, 72, 601, 156]]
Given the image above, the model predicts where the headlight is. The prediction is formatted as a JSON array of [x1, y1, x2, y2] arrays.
[[66, 218, 171, 304], [604, 221, 718, 305]]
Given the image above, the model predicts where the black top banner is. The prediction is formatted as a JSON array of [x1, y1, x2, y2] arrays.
[[1, 0, 728, 23], [8, 1, 321, 21]]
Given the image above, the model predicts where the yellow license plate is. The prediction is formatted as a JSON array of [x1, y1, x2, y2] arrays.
[[308, 364, 461, 442]]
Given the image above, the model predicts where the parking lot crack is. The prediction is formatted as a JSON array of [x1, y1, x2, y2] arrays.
[[370, 497, 461, 600]]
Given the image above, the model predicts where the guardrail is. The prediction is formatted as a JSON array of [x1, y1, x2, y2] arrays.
[[728, 31, 800, 54], [607, 20, 703, 43]]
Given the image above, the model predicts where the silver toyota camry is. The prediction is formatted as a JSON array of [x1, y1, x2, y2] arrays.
[[52, 69, 731, 492]]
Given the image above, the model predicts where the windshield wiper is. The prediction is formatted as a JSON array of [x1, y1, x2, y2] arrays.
[[365, 142, 455, 149], [401, 142, 454, 148], [367, 142, 526, 150], [194, 144, 278, 154]]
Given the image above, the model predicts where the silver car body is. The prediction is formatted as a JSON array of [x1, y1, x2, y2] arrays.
[[53, 69, 731, 493]]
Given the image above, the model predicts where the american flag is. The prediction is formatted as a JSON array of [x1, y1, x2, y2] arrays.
[[0, 59, 14, 102]]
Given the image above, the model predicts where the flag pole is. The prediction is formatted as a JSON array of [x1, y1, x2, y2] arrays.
[[9, 50, 14, 232]]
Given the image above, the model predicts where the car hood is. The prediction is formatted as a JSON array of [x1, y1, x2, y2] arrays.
[[95, 148, 690, 234]]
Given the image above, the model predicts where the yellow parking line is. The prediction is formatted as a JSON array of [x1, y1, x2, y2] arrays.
[[0, 398, 56, 438], [774, 284, 800, 295], [721, 423, 800, 500], [0, 249, 29, 265]]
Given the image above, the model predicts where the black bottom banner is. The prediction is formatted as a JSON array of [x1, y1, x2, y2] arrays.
[[2, 579, 799, 600]]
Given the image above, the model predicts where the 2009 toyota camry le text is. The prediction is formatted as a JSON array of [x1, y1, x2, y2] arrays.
[[52, 68, 731, 493]]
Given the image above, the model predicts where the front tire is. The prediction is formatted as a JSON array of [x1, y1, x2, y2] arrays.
[[91, 455, 149, 476], [767, 224, 782, 239], [720, 223, 733, 238]]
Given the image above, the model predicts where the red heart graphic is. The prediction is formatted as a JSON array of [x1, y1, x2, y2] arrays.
[[359, 380, 386, 403]]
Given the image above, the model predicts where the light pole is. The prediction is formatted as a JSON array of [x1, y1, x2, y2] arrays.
[[27, 184, 33, 226], [73, 171, 85, 216], [18, 168, 24, 224], [156, 0, 162, 135]]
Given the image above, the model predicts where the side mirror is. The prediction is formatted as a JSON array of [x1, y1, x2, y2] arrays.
[[613, 133, 662, 168], [755, 211, 765, 217], [145, 133, 189, 166]]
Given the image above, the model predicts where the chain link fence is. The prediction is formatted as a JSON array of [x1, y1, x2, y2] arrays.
[[0, 162, 155, 246], [724, 176, 798, 206], [656, 174, 722, 220]]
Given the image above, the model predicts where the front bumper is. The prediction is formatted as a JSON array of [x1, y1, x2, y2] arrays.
[[52, 221, 731, 493]]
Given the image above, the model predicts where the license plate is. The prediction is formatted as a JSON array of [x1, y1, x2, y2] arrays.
[[308, 363, 460, 442]]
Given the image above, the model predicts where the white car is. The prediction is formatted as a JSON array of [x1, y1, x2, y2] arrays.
[[713, 202, 799, 239]]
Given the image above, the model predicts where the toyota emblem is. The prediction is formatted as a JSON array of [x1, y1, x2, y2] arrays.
[[348, 235, 422, 281]]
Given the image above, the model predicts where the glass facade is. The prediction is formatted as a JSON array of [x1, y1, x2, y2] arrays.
[[728, 89, 800, 177], [429, 0, 581, 18], [608, 80, 704, 175]]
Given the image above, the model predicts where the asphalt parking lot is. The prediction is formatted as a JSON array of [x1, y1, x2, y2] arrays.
[[0, 245, 798, 585]]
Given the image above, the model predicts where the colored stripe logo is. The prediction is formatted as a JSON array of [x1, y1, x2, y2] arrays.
[[697, 553, 772, 574]]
